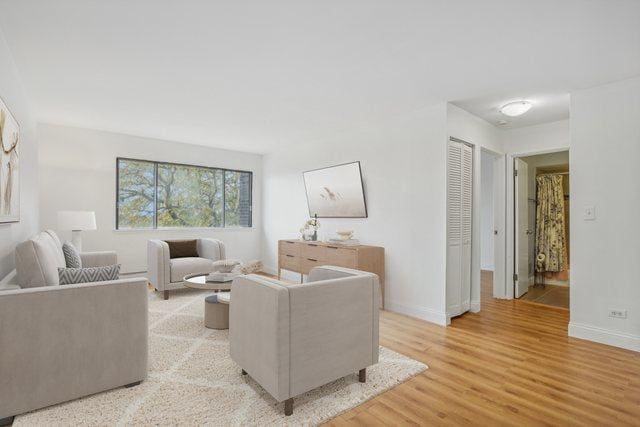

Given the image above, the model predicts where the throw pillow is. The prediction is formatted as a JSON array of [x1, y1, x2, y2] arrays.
[[165, 240, 198, 258], [58, 264, 120, 285], [62, 242, 82, 268]]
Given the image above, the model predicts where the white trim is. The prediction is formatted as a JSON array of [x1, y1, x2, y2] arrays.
[[0, 269, 17, 285], [386, 300, 448, 326], [470, 300, 481, 312], [505, 146, 569, 300], [569, 322, 640, 352]]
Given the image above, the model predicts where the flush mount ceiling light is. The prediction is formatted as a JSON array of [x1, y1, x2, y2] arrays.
[[499, 101, 532, 117]]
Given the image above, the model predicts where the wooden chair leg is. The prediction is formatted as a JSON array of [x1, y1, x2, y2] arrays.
[[241, 369, 247, 375], [284, 398, 293, 416], [359, 368, 366, 383], [0, 416, 14, 427], [163, 290, 169, 300]]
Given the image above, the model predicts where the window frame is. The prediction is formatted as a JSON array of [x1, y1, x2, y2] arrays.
[[115, 157, 253, 230]]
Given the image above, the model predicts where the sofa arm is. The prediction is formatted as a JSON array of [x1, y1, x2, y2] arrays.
[[229, 275, 290, 401], [80, 250, 117, 268], [198, 238, 226, 261], [147, 239, 170, 290], [0, 278, 148, 419]]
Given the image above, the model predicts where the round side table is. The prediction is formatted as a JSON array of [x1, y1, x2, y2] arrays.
[[204, 292, 231, 329]]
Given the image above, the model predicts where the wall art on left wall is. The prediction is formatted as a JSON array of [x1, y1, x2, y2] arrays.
[[0, 96, 19, 223]]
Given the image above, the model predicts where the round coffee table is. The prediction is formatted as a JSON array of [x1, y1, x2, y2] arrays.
[[184, 273, 235, 329]]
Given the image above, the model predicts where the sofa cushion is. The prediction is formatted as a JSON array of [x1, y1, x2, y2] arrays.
[[170, 257, 214, 282], [15, 230, 67, 288], [62, 242, 82, 268], [58, 264, 121, 285], [165, 240, 198, 259]]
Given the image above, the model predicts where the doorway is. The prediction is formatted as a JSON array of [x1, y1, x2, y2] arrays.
[[513, 151, 570, 309], [480, 149, 502, 300]]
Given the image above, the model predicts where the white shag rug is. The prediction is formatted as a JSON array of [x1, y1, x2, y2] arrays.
[[15, 288, 427, 426]]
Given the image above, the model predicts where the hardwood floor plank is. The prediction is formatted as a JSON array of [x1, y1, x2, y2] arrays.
[[322, 271, 640, 426]]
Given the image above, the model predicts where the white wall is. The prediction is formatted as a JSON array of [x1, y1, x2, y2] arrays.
[[480, 151, 494, 270], [446, 104, 503, 313], [0, 28, 39, 279], [568, 76, 640, 352], [262, 104, 450, 325], [38, 124, 262, 273], [501, 119, 570, 154]]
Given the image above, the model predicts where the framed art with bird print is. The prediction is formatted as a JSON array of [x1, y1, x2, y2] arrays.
[[0, 96, 19, 223]]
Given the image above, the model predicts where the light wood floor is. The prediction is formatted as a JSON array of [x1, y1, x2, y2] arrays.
[[518, 283, 569, 309], [325, 271, 640, 426]]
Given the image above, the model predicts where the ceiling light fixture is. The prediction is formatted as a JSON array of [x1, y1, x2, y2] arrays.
[[499, 101, 532, 117]]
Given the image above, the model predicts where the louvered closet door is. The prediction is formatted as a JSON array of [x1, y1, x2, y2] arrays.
[[446, 140, 473, 318]]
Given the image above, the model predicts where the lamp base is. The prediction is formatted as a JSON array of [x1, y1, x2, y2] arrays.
[[71, 230, 83, 252]]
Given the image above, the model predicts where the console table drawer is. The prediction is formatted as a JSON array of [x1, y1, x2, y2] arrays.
[[301, 243, 325, 260], [279, 240, 302, 257], [300, 257, 322, 273], [280, 254, 301, 272], [324, 246, 357, 267]]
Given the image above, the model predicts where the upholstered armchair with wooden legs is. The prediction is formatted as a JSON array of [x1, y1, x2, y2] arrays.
[[229, 266, 380, 415], [147, 238, 225, 299]]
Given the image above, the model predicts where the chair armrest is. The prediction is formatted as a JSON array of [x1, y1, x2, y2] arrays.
[[147, 239, 170, 289], [197, 238, 226, 261], [80, 250, 117, 268], [286, 273, 380, 396], [229, 275, 290, 401], [0, 278, 148, 418]]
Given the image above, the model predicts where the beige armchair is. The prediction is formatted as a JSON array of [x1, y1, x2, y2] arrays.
[[1, 230, 148, 425], [229, 266, 380, 415], [147, 238, 226, 299]]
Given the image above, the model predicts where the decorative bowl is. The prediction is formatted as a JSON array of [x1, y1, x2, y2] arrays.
[[336, 230, 354, 240]]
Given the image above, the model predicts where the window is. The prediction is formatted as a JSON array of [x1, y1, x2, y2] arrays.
[[116, 158, 252, 229]]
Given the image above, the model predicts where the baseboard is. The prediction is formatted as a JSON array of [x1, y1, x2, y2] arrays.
[[385, 300, 448, 326], [470, 300, 481, 313], [569, 322, 640, 352]]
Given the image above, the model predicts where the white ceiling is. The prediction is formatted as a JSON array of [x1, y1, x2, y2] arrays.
[[0, 0, 639, 153], [453, 92, 570, 129]]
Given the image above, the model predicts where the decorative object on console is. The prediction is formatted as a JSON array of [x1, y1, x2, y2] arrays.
[[58, 264, 121, 285], [62, 241, 82, 268], [303, 161, 367, 218], [57, 211, 97, 251], [0, 96, 19, 223], [300, 214, 320, 241], [335, 229, 354, 240], [278, 239, 385, 307]]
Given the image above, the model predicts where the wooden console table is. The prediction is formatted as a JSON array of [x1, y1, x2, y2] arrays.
[[278, 239, 385, 308]]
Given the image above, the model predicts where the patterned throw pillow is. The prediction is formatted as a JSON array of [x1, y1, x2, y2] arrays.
[[62, 242, 82, 268], [58, 264, 120, 285]]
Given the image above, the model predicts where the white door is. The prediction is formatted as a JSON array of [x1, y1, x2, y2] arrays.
[[492, 155, 506, 298], [446, 140, 472, 318], [514, 158, 530, 298]]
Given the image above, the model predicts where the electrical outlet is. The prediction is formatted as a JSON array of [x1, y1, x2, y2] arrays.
[[609, 309, 627, 319]]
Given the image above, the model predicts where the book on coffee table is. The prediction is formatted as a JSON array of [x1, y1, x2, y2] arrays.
[[206, 272, 240, 282]]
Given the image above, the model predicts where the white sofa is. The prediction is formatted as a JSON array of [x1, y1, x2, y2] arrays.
[[229, 266, 380, 415], [1, 230, 148, 425], [147, 238, 226, 299]]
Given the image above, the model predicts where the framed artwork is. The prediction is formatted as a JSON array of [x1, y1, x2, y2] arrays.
[[303, 161, 367, 218], [0, 96, 19, 223]]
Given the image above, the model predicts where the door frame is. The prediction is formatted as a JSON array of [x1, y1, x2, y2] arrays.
[[504, 147, 570, 299]]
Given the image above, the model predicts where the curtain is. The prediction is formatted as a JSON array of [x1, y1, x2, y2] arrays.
[[535, 175, 566, 272]]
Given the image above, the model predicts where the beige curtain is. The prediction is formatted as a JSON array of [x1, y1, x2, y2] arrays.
[[535, 174, 566, 272]]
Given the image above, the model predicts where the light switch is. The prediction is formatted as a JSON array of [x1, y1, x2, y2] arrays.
[[583, 204, 596, 221]]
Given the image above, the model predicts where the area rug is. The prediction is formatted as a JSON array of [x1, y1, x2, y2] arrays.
[[15, 288, 427, 426]]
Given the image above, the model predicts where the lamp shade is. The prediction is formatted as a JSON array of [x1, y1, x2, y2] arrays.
[[57, 211, 97, 231]]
